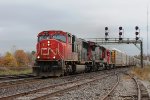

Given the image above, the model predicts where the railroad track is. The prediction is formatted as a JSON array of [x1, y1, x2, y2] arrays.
[[126, 73, 150, 100], [101, 72, 150, 100], [2, 69, 117, 87], [0, 72, 115, 100], [0, 74, 35, 81], [0, 72, 97, 90], [0, 68, 128, 100], [25, 74, 114, 100], [101, 73, 120, 100], [0, 77, 42, 89], [0, 74, 40, 89]]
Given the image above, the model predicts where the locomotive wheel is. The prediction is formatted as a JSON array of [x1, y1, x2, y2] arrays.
[[110, 64, 113, 69], [112, 64, 115, 69], [60, 70, 64, 77], [104, 64, 108, 70]]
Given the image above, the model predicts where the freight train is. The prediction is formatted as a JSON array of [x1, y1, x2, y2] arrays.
[[33, 30, 143, 77]]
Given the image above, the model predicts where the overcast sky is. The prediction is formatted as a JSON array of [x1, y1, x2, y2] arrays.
[[0, 0, 149, 56]]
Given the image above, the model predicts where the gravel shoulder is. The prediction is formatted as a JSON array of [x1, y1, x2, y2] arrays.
[[139, 80, 150, 97]]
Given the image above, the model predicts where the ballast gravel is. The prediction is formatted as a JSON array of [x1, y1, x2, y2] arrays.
[[0, 71, 110, 98], [110, 74, 137, 100], [46, 75, 118, 100], [0, 68, 129, 99]]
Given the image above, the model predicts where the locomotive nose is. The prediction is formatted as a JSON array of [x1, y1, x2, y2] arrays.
[[37, 39, 64, 60]]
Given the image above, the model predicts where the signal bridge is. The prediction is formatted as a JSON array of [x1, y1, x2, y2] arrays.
[[87, 38, 142, 45]]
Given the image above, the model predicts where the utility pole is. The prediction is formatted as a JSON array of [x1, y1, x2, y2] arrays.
[[141, 41, 143, 68], [147, 5, 149, 61]]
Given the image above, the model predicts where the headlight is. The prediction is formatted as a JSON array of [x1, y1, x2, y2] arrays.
[[53, 56, 56, 59], [48, 44, 50, 46], [37, 56, 40, 59], [48, 41, 50, 44]]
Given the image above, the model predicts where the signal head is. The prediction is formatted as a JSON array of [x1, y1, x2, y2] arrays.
[[136, 37, 139, 40], [135, 26, 139, 30], [105, 38, 108, 41], [119, 32, 122, 35], [105, 32, 108, 36], [105, 27, 108, 30], [119, 27, 122, 30], [119, 37, 122, 40], [135, 32, 139, 35]]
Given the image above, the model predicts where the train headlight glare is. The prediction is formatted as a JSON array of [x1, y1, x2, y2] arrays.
[[48, 41, 50, 44], [48, 44, 50, 46], [53, 56, 56, 59], [37, 56, 40, 59]]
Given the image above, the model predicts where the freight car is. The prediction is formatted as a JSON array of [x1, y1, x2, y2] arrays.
[[111, 49, 135, 67], [33, 30, 141, 77]]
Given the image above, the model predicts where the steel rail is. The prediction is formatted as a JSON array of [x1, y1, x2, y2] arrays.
[[0, 77, 41, 89], [0, 74, 35, 80], [125, 73, 141, 100], [101, 74, 120, 100], [132, 77, 141, 100]]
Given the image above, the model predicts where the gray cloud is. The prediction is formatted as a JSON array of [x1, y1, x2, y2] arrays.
[[0, 0, 149, 55]]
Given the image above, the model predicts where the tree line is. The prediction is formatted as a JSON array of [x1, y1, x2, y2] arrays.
[[0, 50, 36, 67]]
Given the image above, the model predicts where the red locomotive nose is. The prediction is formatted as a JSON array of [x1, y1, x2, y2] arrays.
[[36, 39, 65, 60]]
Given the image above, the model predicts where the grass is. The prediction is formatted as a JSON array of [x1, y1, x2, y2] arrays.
[[0, 67, 32, 76], [131, 66, 150, 80]]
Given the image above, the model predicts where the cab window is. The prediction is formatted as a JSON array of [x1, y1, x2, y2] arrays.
[[52, 34, 66, 43], [38, 35, 50, 42]]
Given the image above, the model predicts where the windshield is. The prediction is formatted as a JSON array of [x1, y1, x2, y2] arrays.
[[52, 34, 66, 42], [38, 35, 50, 42]]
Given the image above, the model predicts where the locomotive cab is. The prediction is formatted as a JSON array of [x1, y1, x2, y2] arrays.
[[36, 31, 67, 60]]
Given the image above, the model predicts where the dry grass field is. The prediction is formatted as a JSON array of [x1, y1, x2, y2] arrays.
[[0, 67, 32, 75], [131, 66, 150, 80]]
